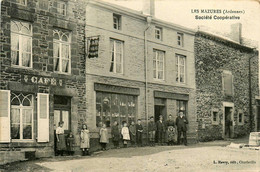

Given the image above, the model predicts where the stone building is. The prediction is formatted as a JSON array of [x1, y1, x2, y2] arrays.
[[195, 25, 259, 141], [0, 0, 87, 160], [85, 0, 197, 149]]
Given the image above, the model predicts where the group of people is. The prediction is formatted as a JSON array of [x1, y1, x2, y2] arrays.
[[55, 111, 189, 156], [148, 111, 189, 146]]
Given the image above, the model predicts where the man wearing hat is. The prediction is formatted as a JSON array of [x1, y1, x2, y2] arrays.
[[176, 111, 189, 146]]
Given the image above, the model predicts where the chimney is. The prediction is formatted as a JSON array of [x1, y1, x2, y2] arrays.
[[142, 0, 155, 16], [229, 23, 242, 44]]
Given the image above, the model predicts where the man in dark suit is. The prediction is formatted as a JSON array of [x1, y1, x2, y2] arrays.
[[156, 115, 165, 145], [176, 111, 189, 146]]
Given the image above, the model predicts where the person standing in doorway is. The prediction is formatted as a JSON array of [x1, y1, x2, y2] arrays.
[[56, 121, 66, 156], [129, 121, 136, 146], [100, 124, 109, 151], [225, 112, 231, 138], [148, 116, 156, 146], [80, 124, 90, 156], [67, 132, 75, 156], [136, 119, 143, 146], [176, 111, 189, 146], [111, 121, 120, 149], [156, 115, 165, 145]]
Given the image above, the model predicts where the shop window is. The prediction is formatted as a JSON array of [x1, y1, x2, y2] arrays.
[[176, 100, 187, 116], [211, 109, 219, 125], [155, 26, 162, 40], [11, 20, 32, 68], [53, 30, 71, 74], [177, 33, 184, 47], [113, 14, 121, 30], [96, 92, 137, 127], [153, 49, 165, 80], [110, 39, 123, 74], [11, 92, 33, 140], [237, 110, 244, 125], [176, 54, 186, 83], [222, 70, 234, 96]]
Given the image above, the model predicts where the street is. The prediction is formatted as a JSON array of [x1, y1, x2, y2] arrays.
[[1, 140, 259, 172]]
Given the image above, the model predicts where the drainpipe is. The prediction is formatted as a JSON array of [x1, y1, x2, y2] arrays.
[[144, 16, 152, 141], [248, 49, 257, 132]]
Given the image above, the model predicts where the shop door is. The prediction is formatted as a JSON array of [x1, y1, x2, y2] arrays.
[[53, 96, 71, 155]]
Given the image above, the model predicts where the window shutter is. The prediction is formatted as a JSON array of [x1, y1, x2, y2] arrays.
[[223, 72, 233, 96], [0, 90, 11, 143], [37, 93, 49, 142]]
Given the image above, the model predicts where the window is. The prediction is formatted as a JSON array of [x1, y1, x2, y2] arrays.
[[96, 92, 137, 127], [54, 96, 71, 130], [211, 109, 219, 125], [237, 110, 244, 125], [155, 27, 162, 40], [11, 20, 32, 68], [177, 33, 183, 46], [53, 30, 71, 73], [222, 70, 234, 96], [113, 14, 121, 30], [176, 54, 186, 83], [176, 100, 187, 116], [153, 49, 165, 80], [11, 93, 33, 140], [110, 39, 123, 73], [52, 1, 67, 16], [15, 0, 27, 5]]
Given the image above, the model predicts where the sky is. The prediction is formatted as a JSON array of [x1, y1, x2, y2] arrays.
[[103, 0, 260, 49]]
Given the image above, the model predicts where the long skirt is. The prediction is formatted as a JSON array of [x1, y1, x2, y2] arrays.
[[57, 134, 66, 151]]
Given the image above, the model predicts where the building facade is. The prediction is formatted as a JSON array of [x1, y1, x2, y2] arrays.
[[195, 30, 259, 141], [85, 0, 197, 149], [0, 0, 87, 158]]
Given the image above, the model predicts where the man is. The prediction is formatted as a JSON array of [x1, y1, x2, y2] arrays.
[[176, 111, 189, 146], [156, 115, 165, 145], [148, 116, 156, 146]]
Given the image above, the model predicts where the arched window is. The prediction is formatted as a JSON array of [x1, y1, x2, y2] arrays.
[[11, 20, 32, 68], [11, 93, 33, 140], [53, 30, 71, 73]]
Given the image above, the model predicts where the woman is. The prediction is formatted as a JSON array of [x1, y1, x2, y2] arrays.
[[166, 115, 176, 145], [56, 121, 67, 156]]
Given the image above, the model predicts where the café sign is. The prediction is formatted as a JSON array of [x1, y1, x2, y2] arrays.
[[22, 74, 65, 87]]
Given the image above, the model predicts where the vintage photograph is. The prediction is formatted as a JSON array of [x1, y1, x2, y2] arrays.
[[0, 0, 260, 171]]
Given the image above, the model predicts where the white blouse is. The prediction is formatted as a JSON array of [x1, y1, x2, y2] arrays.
[[56, 127, 64, 134]]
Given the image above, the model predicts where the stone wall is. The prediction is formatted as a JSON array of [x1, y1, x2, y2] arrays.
[[195, 32, 259, 141], [0, 0, 87, 156]]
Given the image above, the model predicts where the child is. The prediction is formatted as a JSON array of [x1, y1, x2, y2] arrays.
[[148, 117, 156, 146], [111, 121, 120, 148], [80, 124, 90, 156], [129, 121, 136, 146], [136, 119, 143, 147], [100, 123, 109, 150], [56, 121, 66, 156], [121, 122, 130, 148], [167, 126, 175, 145], [67, 132, 75, 156]]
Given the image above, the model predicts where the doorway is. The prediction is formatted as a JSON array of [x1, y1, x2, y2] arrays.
[[154, 98, 166, 143], [53, 95, 71, 155], [223, 102, 234, 139], [257, 103, 260, 131]]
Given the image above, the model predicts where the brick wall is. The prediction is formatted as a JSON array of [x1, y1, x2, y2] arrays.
[[195, 32, 259, 141]]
